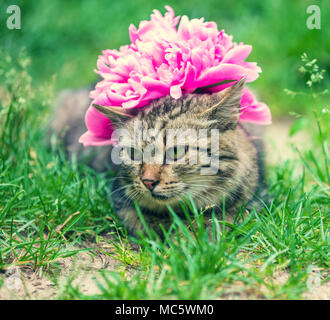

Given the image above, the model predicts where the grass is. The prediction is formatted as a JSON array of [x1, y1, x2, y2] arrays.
[[0, 48, 328, 299], [0, 0, 329, 299]]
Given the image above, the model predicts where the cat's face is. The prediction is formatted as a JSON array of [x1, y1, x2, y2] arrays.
[[96, 79, 246, 211]]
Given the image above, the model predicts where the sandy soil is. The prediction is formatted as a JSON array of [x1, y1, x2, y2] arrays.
[[1, 250, 328, 300], [0, 120, 328, 300], [0, 244, 121, 299]]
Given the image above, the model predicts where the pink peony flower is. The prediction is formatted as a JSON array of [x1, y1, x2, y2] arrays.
[[79, 6, 271, 147], [240, 87, 271, 125]]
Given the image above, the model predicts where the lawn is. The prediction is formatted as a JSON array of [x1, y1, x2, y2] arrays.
[[0, 1, 329, 299]]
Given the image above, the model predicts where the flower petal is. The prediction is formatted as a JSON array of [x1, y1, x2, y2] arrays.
[[80, 6, 270, 147]]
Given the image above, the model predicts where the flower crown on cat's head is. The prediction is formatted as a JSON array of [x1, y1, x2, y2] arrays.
[[79, 6, 271, 147]]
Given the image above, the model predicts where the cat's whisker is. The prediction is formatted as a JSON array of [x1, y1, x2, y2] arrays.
[[181, 181, 234, 209], [107, 175, 131, 182], [110, 184, 131, 196]]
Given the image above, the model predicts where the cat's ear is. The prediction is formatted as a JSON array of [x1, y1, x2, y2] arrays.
[[93, 104, 133, 127], [196, 78, 245, 130]]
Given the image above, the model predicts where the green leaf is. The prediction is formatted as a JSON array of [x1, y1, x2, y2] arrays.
[[289, 118, 308, 137]]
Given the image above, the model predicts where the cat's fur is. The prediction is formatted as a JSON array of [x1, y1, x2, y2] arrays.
[[52, 79, 265, 236]]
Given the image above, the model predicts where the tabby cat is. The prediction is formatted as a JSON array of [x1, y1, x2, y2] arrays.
[[85, 78, 266, 236]]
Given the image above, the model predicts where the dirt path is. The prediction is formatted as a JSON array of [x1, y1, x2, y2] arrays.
[[0, 120, 328, 300]]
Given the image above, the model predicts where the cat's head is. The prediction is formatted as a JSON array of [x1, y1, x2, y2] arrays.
[[95, 79, 245, 211]]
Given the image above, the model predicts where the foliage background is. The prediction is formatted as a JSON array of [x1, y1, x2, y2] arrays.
[[1, 0, 329, 117]]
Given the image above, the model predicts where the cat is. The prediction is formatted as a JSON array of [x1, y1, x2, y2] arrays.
[[52, 79, 266, 237]]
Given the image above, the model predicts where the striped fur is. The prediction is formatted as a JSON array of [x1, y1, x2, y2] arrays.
[[106, 80, 266, 236]]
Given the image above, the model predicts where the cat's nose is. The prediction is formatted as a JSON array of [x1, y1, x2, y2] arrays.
[[142, 179, 159, 191], [141, 164, 161, 191]]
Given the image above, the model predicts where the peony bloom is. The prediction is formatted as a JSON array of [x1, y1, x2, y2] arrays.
[[79, 6, 271, 147]]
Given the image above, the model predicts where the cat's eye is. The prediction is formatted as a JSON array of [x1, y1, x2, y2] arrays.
[[125, 147, 143, 162], [166, 145, 187, 162]]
